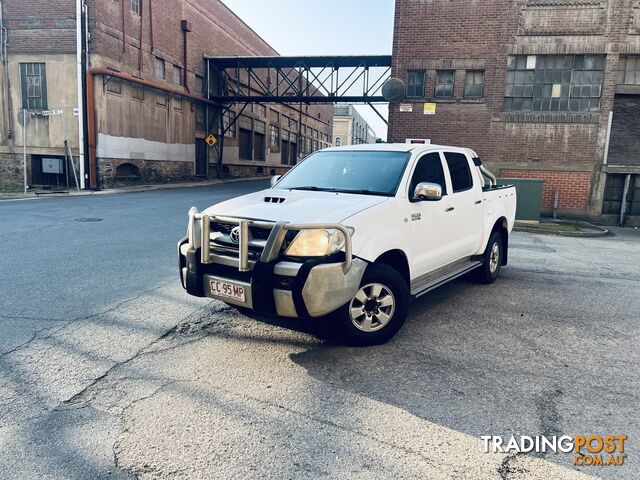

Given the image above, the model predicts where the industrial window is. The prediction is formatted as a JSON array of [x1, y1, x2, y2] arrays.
[[105, 76, 122, 95], [154, 57, 165, 79], [410, 152, 447, 197], [20, 63, 47, 109], [444, 152, 473, 192], [306, 137, 312, 153], [312, 129, 318, 138], [435, 70, 454, 99], [270, 109, 279, 124], [131, 84, 144, 100], [254, 120, 266, 161], [335, 137, 342, 147], [464, 70, 484, 98], [173, 98, 182, 111], [270, 125, 279, 150], [156, 92, 167, 107], [406, 70, 425, 98], [618, 56, 640, 85], [195, 105, 205, 132], [255, 104, 266, 117], [313, 140, 318, 152], [238, 115, 253, 160], [289, 118, 298, 130], [223, 110, 236, 138], [601, 174, 640, 216], [504, 54, 605, 112], [195, 75, 204, 95], [173, 65, 183, 85], [130, 0, 141, 15]]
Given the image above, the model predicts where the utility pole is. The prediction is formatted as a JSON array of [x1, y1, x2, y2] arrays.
[[22, 108, 27, 193]]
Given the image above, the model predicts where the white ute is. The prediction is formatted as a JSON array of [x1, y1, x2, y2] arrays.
[[178, 144, 516, 345]]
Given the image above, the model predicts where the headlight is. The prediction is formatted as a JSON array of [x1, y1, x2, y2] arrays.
[[285, 228, 351, 257]]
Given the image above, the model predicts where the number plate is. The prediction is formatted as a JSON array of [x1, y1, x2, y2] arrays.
[[209, 278, 246, 302]]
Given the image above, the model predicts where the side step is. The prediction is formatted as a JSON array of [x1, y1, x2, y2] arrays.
[[411, 257, 482, 297]]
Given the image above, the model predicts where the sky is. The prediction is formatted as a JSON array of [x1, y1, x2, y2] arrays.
[[221, 0, 395, 139]]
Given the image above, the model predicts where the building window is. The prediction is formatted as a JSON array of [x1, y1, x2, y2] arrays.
[[255, 104, 266, 117], [270, 124, 279, 150], [131, 84, 144, 100], [407, 70, 425, 98], [504, 54, 605, 112], [173, 65, 183, 85], [20, 63, 47, 110], [335, 137, 342, 147], [154, 57, 165, 79], [238, 115, 253, 160], [173, 98, 182, 111], [195, 105, 206, 132], [156, 92, 167, 107], [618, 56, 640, 86], [195, 75, 204, 95], [254, 120, 266, 161], [435, 70, 455, 99], [105, 76, 122, 95], [270, 109, 279, 124], [464, 70, 484, 98], [130, 0, 141, 15], [223, 110, 236, 138]]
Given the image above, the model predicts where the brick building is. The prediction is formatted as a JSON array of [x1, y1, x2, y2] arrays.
[[0, 0, 332, 191], [389, 0, 640, 225]]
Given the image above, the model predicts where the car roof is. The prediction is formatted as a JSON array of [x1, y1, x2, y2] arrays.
[[321, 143, 472, 154]]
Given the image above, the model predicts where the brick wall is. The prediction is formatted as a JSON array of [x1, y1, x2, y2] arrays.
[[390, 0, 640, 217], [500, 169, 591, 213], [3, 0, 76, 54]]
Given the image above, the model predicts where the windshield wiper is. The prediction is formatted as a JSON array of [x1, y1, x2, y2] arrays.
[[334, 188, 390, 196]]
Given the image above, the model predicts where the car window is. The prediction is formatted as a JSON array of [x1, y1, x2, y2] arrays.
[[410, 152, 447, 196], [444, 152, 473, 192]]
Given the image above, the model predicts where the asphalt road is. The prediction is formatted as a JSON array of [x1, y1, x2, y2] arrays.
[[0, 182, 638, 479]]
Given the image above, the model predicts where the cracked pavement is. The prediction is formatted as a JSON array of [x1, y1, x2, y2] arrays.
[[1, 182, 638, 479]]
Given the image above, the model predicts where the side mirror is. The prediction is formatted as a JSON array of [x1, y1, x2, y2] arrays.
[[270, 175, 282, 187], [414, 182, 442, 201]]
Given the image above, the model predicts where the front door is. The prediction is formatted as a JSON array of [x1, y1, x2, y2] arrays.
[[195, 138, 207, 177], [408, 151, 459, 277]]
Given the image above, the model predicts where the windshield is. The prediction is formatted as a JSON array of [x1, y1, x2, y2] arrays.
[[275, 150, 411, 196]]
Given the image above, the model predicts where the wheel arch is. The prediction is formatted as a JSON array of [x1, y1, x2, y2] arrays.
[[491, 216, 509, 266], [373, 249, 411, 287]]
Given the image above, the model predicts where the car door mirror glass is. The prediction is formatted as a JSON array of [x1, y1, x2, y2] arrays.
[[414, 182, 442, 201]]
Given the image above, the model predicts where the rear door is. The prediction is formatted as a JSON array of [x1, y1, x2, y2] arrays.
[[441, 151, 483, 258], [408, 151, 460, 277]]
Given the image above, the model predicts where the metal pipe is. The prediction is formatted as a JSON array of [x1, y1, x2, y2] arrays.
[[479, 165, 496, 187], [619, 174, 631, 227], [201, 214, 211, 264], [603, 111, 613, 166], [76, 0, 86, 188], [1, 0, 13, 142], [553, 188, 559, 219], [238, 220, 249, 272]]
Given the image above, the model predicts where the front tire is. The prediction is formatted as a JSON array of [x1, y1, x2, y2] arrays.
[[335, 264, 409, 346], [475, 231, 503, 284]]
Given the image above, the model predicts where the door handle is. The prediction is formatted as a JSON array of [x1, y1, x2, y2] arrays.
[[445, 207, 455, 212], [474, 200, 482, 205]]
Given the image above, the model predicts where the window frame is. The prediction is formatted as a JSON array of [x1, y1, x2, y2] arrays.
[[435, 70, 455, 99], [406, 70, 425, 98], [172, 65, 183, 86], [464, 70, 485, 99], [130, 0, 141, 16], [408, 151, 448, 201], [20, 62, 48, 110], [154, 57, 166, 80]]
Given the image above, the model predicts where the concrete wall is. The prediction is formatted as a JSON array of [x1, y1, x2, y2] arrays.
[[390, 0, 640, 220]]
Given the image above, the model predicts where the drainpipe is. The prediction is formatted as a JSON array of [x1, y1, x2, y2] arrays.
[[76, 0, 87, 188], [0, 0, 13, 143], [181, 20, 191, 92], [619, 174, 631, 227]]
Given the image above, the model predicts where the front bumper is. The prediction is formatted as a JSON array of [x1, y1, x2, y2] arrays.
[[178, 209, 367, 318]]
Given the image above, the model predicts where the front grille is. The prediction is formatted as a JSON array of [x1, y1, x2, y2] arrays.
[[211, 221, 272, 240]]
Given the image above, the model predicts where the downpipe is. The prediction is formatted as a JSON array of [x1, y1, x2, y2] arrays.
[[0, 0, 13, 142]]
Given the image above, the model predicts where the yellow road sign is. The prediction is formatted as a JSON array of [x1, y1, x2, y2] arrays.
[[205, 135, 217, 147]]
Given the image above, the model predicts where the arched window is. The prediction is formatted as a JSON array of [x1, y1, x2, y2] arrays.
[[335, 137, 342, 147]]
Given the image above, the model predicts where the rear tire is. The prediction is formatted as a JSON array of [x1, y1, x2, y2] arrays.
[[475, 231, 503, 284], [335, 263, 409, 346]]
